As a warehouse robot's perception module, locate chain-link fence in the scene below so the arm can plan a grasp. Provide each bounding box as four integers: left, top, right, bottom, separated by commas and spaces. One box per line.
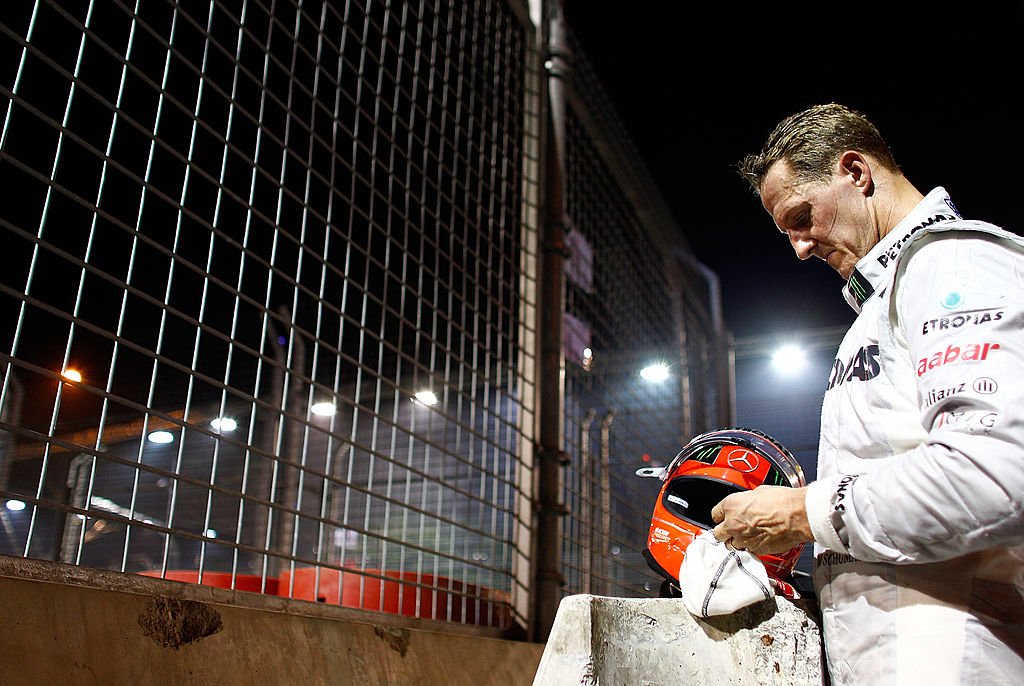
0, 0, 729, 638
556, 32, 730, 600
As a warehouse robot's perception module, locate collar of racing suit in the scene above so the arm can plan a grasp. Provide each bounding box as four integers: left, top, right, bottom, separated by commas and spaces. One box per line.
842, 187, 962, 313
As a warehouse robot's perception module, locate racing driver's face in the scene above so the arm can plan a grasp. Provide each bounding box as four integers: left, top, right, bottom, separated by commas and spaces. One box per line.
760, 156, 878, 281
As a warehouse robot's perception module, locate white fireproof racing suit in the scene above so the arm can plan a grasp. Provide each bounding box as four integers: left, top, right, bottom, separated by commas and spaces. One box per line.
805, 187, 1024, 685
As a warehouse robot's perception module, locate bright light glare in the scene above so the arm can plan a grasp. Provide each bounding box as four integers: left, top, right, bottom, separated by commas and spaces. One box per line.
147, 430, 175, 444
640, 363, 670, 382
211, 417, 237, 432
62, 369, 82, 383
415, 390, 438, 406
5, 499, 26, 512
205, 528, 218, 539
310, 402, 336, 416
772, 344, 807, 374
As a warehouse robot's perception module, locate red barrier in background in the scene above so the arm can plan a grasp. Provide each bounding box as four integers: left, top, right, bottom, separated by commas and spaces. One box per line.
136, 567, 510, 628
277, 567, 511, 628
137, 570, 280, 596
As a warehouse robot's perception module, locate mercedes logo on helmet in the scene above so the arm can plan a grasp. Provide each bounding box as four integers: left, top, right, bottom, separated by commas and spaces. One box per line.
727, 449, 760, 473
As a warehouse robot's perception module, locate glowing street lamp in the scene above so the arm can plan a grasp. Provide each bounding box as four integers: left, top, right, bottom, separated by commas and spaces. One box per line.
414, 390, 438, 406
147, 430, 175, 444
211, 417, 237, 432
310, 401, 337, 417
640, 363, 670, 383
772, 344, 807, 375
61, 369, 82, 383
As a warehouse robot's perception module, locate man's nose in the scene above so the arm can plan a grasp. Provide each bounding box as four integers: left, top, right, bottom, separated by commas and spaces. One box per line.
788, 232, 816, 261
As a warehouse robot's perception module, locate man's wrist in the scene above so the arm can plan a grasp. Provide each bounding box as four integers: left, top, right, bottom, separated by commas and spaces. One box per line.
805, 477, 851, 553
788, 486, 814, 542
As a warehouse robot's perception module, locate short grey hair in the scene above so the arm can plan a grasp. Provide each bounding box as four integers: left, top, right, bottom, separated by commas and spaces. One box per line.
737, 103, 901, 196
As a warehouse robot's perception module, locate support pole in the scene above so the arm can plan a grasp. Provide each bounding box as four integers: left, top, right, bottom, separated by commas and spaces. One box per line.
531, 0, 571, 643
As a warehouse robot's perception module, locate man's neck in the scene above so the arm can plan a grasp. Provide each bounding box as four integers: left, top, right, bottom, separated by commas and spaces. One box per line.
875, 174, 926, 240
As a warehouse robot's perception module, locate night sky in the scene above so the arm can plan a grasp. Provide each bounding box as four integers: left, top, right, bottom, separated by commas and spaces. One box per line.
561, 2, 1022, 339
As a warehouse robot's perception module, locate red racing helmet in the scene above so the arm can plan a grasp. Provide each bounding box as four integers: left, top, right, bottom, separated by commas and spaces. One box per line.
637, 427, 806, 596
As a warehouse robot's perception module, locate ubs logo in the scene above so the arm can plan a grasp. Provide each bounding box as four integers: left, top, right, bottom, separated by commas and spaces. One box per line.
727, 449, 760, 473
974, 377, 998, 394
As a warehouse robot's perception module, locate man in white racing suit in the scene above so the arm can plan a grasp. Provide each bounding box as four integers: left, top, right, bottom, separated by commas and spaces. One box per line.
711, 103, 1024, 684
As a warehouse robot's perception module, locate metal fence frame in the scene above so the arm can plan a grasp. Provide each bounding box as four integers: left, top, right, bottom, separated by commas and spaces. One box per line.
0, 0, 730, 642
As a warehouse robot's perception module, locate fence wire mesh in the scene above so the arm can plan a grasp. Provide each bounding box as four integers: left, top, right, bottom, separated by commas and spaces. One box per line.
557, 33, 728, 598
0, 0, 727, 633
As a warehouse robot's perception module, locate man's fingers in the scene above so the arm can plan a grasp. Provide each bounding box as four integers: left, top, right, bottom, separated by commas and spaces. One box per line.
711, 496, 732, 543
710, 500, 725, 524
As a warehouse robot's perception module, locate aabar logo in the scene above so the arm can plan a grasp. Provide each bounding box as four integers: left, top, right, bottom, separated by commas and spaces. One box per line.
827, 344, 880, 390
917, 342, 1000, 377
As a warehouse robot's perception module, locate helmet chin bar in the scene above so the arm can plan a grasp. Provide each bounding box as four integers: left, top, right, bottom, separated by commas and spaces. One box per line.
640, 427, 807, 594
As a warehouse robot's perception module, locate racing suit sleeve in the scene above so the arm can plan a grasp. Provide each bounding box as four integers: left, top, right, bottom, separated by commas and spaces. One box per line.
807, 230, 1024, 563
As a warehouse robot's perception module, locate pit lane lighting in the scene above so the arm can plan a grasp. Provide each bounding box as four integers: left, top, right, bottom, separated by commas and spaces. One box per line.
640, 363, 670, 382
61, 369, 82, 383
311, 401, 336, 416
772, 344, 807, 375
211, 417, 237, 432
147, 430, 175, 444
5, 499, 26, 512
414, 390, 438, 406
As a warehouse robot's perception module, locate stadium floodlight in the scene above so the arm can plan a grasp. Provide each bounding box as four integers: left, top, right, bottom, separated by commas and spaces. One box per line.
772, 344, 807, 375
640, 363, 670, 383
311, 402, 337, 417
414, 390, 439, 406
147, 430, 174, 444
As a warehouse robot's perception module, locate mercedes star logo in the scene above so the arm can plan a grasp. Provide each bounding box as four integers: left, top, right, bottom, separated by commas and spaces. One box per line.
727, 449, 760, 473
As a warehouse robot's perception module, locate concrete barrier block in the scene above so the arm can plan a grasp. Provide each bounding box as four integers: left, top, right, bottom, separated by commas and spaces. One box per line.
0, 557, 544, 686
533, 594, 824, 685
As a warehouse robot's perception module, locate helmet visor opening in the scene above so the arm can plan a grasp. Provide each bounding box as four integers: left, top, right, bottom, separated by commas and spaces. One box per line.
663, 477, 745, 529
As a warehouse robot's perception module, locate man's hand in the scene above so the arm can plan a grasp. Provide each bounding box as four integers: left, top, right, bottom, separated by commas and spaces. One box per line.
710, 485, 813, 555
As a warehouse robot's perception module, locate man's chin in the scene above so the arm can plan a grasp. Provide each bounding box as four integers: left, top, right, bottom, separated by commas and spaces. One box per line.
831, 256, 854, 280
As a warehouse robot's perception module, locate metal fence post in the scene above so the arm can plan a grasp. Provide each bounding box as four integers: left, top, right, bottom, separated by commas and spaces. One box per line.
531, 0, 571, 643
598, 411, 614, 595
579, 409, 596, 595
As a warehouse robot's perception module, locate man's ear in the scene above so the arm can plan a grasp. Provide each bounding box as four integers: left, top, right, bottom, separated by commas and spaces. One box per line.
837, 150, 873, 194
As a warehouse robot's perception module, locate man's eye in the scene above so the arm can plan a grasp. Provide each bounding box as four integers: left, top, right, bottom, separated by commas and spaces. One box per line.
795, 211, 810, 226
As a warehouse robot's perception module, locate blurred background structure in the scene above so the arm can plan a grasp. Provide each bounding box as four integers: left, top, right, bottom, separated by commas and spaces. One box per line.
0, 0, 734, 644
731, 325, 848, 575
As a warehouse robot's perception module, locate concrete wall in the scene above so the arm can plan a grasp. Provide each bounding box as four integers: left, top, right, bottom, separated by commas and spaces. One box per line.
0, 556, 544, 686
1, 555, 827, 685
533, 594, 826, 685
